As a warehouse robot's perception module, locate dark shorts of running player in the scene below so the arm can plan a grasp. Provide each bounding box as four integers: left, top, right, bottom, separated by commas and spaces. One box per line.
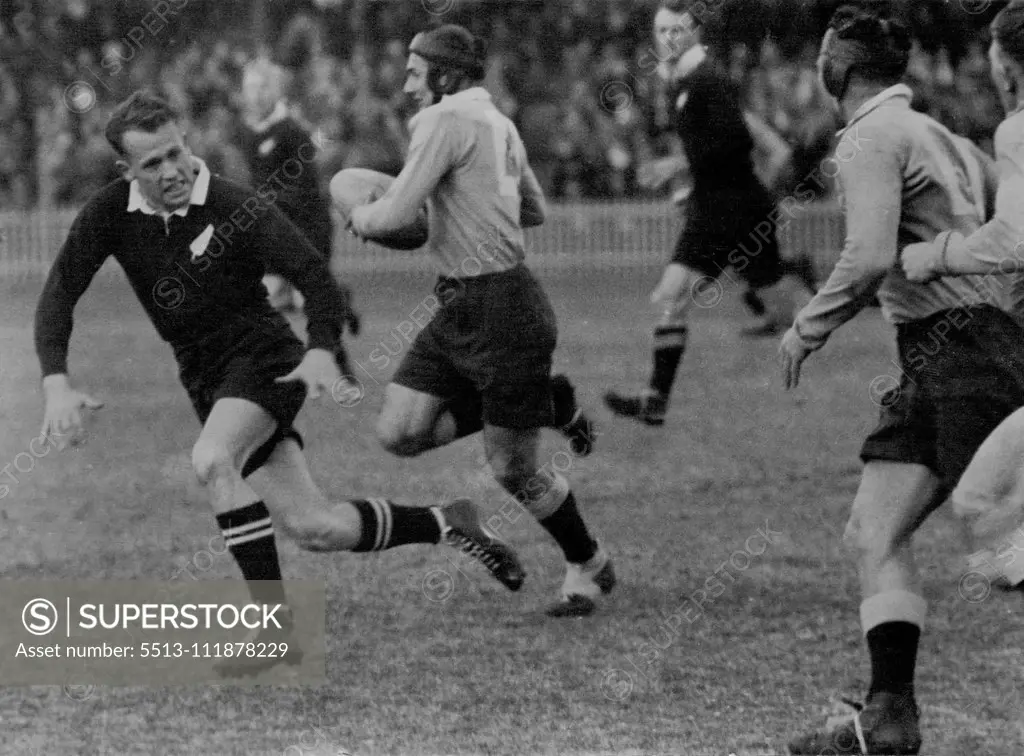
176, 326, 307, 478
672, 185, 785, 290
861, 304, 1024, 495
392, 264, 558, 429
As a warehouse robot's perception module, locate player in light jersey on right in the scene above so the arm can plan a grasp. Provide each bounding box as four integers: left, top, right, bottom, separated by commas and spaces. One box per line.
902, 1, 1024, 595
780, 6, 1024, 754
347, 25, 614, 617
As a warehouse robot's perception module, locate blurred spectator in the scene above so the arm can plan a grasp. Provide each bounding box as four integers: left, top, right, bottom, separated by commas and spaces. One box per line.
237, 57, 333, 313
2, 0, 1008, 208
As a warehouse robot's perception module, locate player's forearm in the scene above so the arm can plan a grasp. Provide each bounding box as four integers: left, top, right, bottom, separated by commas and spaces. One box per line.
521, 207, 545, 228
795, 125, 902, 347
300, 275, 347, 351
285, 264, 349, 350
520, 193, 546, 228
793, 260, 889, 349
356, 196, 420, 236
355, 168, 434, 237
35, 324, 74, 377
939, 216, 1024, 276
304, 314, 343, 352
34, 290, 77, 378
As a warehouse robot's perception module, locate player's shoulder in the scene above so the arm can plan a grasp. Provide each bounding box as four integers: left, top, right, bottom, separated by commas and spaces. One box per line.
205, 173, 258, 204
75, 177, 130, 226
202, 174, 282, 222
410, 100, 464, 133
843, 102, 914, 158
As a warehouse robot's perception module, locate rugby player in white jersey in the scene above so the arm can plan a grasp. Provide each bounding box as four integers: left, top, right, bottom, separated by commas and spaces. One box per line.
780, 6, 1024, 753
902, 0, 1024, 596
347, 25, 614, 617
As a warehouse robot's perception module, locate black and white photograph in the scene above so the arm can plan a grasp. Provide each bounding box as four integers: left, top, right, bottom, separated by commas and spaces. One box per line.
1, 0, 1022, 753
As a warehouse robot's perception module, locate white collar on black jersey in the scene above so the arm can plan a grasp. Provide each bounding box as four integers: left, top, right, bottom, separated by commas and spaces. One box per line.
127, 157, 211, 218
249, 100, 289, 133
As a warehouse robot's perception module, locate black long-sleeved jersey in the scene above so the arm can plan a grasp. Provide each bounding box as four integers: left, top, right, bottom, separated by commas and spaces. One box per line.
237, 114, 332, 257
668, 57, 761, 192
35, 162, 353, 378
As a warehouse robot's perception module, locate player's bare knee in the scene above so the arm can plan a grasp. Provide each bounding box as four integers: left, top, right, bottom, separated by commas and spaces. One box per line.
376, 422, 428, 457
190, 440, 239, 487
376, 414, 423, 457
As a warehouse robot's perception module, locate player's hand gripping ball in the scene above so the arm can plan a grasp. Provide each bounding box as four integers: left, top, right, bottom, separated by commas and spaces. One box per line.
330, 168, 429, 250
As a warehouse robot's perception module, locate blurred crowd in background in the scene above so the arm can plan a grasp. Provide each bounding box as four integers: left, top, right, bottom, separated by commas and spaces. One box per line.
0, 0, 1008, 208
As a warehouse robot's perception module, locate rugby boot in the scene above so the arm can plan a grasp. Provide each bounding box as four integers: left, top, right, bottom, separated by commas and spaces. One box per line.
547, 545, 616, 618
966, 548, 1024, 595
550, 374, 597, 456
787, 692, 921, 755
439, 498, 525, 592
603, 390, 667, 426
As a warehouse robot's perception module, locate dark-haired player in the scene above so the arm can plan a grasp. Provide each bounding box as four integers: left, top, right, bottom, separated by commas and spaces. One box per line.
781, 7, 1024, 754
35, 91, 525, 675
604, 0, 816, 427
902, 1, 1024, 594
348, 25, 614, 617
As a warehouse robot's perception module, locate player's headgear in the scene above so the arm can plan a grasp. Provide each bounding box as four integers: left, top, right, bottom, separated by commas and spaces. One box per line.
409, 24, 487, 102
821, 5, 911, 101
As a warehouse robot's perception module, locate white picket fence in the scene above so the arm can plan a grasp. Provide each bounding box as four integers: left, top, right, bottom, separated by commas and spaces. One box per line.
0, 201, 846, 280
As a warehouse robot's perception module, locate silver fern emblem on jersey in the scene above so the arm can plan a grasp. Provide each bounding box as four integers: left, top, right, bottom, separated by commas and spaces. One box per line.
190, 224, 215, 261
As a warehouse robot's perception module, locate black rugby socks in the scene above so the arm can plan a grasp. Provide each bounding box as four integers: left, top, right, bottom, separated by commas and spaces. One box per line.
217, 501, 286, 605
649, 325, 688, 399
350, 498, 443, 551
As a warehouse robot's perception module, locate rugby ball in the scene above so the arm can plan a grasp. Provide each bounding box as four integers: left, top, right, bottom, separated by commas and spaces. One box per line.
330, 168, 429, 251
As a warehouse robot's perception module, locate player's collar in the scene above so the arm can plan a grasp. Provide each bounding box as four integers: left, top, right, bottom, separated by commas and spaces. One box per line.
841, 84, 913, 132
249, 100, 289, 133
127, 157, 211, 217
441, 87, 492, 105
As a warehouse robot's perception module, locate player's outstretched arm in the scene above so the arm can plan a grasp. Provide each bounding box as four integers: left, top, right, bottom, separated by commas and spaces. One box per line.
258, 202, 361, 339
34, 201, 111, 444
350, 109, 455, 237
781, 124, 905, 387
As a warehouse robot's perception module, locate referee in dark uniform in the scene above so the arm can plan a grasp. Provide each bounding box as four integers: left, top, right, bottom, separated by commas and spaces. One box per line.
605, 0, 814, 427
35, 91, 525, 675
238, 59, 335, 313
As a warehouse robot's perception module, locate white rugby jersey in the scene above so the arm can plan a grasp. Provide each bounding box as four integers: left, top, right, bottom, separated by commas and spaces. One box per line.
354, 87, 545, 277
794, 84, 1006, 349
933, 106, 1024, 321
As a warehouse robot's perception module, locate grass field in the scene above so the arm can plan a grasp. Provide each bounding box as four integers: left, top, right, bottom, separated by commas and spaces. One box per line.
0, 264, 1022, 756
